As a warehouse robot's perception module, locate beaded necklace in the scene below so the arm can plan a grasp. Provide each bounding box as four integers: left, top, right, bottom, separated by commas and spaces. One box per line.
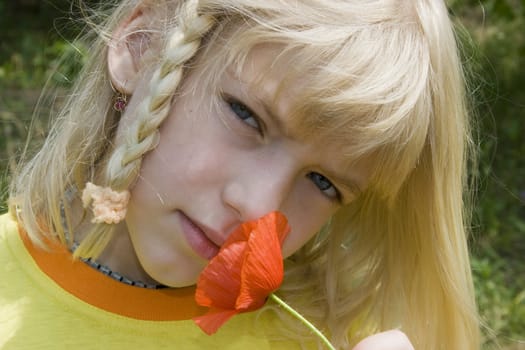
60, 193, 166, 289
70, 242, 166, 289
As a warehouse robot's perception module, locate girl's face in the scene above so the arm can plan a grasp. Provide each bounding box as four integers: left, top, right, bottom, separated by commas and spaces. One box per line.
122, 46, 369, 287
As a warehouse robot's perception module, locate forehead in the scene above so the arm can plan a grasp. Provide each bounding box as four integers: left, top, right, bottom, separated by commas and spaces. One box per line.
226, 45, 341, 140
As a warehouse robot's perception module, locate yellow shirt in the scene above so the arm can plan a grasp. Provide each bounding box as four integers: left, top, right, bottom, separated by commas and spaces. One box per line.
0, 213, 314, 349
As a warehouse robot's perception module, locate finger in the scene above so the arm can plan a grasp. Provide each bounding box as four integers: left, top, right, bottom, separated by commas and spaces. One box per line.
352, 330, 415, 350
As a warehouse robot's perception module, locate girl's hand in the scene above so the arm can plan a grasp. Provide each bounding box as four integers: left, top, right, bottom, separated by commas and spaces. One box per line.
352, 330, 414, 350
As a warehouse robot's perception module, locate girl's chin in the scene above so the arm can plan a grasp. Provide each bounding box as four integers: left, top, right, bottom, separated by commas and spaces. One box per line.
142, 261, 204, 288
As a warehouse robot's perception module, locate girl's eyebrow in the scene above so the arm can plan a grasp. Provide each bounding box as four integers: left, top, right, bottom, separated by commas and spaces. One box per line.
224, 68, 291, 135
253, 95, 287, 134
252, 94, 365, 199
325, 171, 363, 199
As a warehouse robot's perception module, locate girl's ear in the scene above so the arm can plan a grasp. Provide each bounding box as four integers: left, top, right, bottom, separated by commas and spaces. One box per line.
107, 7, 155, 94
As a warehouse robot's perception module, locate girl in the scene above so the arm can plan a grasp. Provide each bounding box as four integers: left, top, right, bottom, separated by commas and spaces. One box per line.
1, 0, 480, 349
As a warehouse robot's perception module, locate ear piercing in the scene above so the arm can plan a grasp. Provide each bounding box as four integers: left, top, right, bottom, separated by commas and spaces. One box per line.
113, 92, 127, 112
109, 80, 128, 112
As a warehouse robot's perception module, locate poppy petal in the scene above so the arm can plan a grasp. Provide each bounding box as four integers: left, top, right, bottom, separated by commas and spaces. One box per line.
257, 211, 290, 246
195, 241, 246, 308
193, 308, 238, 335
194, 211, 290, 334
224, 220, 258, 245
236, 214, 289, 310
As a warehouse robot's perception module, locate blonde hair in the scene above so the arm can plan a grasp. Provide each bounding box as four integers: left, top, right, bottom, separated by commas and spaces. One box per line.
10, 0, 480, 348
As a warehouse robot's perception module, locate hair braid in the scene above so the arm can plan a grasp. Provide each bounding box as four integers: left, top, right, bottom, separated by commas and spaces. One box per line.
75, 1, 214, 258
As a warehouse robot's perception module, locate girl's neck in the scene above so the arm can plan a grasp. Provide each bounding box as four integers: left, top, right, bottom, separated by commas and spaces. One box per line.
94, 222, 160, 286
70, 198, 160, 287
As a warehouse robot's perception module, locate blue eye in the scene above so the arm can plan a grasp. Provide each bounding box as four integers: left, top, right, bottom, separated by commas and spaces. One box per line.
228, 100, 260, 129
307, 172, 339, 199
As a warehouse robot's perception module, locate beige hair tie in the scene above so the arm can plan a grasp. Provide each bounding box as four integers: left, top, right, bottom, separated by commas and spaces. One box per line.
81, 182, 130, 224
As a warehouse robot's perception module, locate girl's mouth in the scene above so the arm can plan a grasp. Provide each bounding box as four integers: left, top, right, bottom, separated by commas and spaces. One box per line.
178, 211, 220, 260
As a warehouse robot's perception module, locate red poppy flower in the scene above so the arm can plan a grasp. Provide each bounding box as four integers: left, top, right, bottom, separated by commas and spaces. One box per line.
193, 211, 290, 335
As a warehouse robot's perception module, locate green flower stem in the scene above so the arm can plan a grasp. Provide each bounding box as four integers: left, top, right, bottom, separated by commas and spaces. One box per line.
269, 293, 336, 350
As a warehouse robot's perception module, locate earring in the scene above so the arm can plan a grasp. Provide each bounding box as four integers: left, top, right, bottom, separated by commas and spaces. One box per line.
110, 80, 128, 112
113, 92, 127, 112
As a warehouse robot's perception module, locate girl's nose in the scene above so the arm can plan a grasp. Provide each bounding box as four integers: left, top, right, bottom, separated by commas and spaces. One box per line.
221, 157, 295, 222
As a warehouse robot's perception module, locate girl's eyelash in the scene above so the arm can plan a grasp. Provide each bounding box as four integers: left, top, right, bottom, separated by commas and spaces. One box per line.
307, 172, 342, 202
223, 95, 262, 132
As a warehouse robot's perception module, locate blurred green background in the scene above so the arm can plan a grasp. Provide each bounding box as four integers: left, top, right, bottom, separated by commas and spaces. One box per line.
0, 0, 523, 348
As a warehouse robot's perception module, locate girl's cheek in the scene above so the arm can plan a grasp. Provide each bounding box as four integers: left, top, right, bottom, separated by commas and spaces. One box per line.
280, 190, 337, 257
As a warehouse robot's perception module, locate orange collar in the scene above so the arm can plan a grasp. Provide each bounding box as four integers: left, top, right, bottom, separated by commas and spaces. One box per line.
20, 227, 206, 321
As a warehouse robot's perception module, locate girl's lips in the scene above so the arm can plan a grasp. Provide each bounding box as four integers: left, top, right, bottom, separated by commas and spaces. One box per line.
178, 211, 220, 260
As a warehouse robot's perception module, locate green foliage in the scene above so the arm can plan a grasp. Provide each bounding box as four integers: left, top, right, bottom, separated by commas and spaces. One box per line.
0, 36, 85, 89
0, 0, 86, 89
0, 0, 86, 211
450, 0, 525, 348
